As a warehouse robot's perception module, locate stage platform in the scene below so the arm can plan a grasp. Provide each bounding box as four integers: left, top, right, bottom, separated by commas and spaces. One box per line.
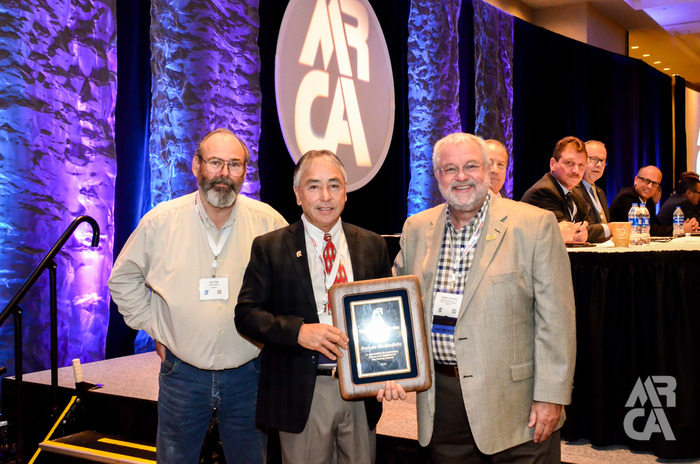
5, 353, 680, 463
2, 352, 428, 463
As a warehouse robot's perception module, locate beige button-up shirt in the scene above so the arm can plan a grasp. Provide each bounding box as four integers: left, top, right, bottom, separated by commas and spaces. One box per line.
109, 191, 287, 370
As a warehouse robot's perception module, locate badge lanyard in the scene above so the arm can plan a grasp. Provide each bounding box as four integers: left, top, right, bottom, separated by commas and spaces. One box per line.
445, 212, 486, 291
194, 194, 232, 277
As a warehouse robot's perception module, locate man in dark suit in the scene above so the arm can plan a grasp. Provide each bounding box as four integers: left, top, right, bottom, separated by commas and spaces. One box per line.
609, 165, 676, 236
521, 136, 606, 243
575, 140, 611, 242
235, 150, 403, 463
657, 177, 700, 231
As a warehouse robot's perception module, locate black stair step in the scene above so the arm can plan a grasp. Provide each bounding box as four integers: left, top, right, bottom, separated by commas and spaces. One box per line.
39, 430, 155, 463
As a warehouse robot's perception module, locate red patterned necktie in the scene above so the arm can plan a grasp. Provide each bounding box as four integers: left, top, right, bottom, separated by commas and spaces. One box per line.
323, 233, 348, 284
323, 233, 347, 313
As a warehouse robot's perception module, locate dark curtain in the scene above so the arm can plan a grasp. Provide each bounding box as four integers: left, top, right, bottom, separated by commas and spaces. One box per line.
674, 76, 688, 182
511, 19, 673, 204
106, 0, 152, 358
258, 0, 411, 235
458, 0, 475, 134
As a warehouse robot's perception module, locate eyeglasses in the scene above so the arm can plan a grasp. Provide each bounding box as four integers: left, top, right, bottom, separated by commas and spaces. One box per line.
636, 176, 660, 189
589, 157, 607, 166
198, 156, 246, 175
437, 163, 483, 178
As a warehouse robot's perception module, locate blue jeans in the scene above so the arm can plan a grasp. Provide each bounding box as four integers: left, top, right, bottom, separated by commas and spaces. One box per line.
156, 350, 266, 464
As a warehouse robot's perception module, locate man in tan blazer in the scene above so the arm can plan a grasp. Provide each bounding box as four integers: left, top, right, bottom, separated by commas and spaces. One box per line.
393, 132, 576, 462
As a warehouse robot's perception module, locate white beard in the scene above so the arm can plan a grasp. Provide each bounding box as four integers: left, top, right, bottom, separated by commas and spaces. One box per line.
439, 177, 490, 212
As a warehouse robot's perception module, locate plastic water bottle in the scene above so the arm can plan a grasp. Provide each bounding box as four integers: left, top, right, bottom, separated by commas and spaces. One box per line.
628, 203, 639, 245
673, 206, 684, 238
639, 204, 650, 245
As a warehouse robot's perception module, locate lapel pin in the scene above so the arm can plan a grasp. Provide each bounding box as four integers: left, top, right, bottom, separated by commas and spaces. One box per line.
296, 250, 303, 258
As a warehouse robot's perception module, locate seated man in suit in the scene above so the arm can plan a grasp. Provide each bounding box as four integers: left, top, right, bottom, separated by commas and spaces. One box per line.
657, 177, 700, 230
485, 139, 509, 197
235, 150, 405, 464
608, 165, 686, 236
575, 140, 611, 241
521, 136, 607, 243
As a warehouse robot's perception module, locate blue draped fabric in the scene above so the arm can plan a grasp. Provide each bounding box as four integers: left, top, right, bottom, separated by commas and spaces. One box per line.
0, 0, 117, 376
149, 0, 263, 205
407, 0, 463, 215
472, 0, 514, 198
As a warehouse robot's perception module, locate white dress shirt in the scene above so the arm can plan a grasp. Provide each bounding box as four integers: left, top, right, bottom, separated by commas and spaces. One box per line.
300, 215, 354, 326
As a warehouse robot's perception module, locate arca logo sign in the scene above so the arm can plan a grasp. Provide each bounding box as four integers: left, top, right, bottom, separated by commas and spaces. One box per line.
623, 376, 676, 441
275, 0, 395, 191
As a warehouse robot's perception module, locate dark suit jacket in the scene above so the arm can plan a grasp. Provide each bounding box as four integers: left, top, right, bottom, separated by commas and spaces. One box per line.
520, 173, 606, 242
657, 192, 700, 225
576, 182, 610, 224
235, 220, 392, 433
609, 186, 672, 236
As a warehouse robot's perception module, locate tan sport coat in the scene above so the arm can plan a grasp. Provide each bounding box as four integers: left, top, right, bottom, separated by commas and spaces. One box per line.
393, 196, 576, 455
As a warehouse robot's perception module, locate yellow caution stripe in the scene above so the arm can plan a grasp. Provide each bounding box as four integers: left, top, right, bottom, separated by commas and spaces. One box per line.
98, 437, 157, 453
28, 395, 78, 464
41, 441, 155, 464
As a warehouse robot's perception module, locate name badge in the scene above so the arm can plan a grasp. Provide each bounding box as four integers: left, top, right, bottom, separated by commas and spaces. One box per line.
199, 277, 229, 301
432, 292, 463, 318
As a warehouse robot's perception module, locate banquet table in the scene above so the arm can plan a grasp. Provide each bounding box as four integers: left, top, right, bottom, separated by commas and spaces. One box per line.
561, 236, 700, 459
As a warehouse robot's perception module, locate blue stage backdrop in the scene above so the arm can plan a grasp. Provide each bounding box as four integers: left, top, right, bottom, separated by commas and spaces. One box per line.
149, 0, 263, 205
0, 0, 117, 376
406, 0, 463, 215
0, 0, 676, 395
472, 0, 514, 198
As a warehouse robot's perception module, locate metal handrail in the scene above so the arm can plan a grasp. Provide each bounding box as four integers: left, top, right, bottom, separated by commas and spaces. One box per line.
0, 215, 100, 463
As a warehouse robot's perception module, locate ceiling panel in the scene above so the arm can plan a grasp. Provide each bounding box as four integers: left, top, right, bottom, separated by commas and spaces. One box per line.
511, 0, 700, 85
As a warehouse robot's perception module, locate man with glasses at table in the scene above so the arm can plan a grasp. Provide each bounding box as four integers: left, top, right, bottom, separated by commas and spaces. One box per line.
109, 128, 288, 464
609, 165, 677, 236
574, 140, 612, 240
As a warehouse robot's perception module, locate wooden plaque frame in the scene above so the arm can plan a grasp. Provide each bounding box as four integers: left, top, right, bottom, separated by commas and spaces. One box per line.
329, 275, 431, 400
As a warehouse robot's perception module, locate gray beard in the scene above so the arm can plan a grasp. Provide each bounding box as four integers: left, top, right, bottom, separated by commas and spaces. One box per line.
205, 187, 236, 208
199, 176, 240, 208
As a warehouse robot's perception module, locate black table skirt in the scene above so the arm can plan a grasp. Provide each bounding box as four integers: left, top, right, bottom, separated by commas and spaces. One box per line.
562, 250, 700, 459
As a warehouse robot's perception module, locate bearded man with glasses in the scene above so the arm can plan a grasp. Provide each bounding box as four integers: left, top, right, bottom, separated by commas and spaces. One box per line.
110, 128, 288, 463
392, 132, 575, 463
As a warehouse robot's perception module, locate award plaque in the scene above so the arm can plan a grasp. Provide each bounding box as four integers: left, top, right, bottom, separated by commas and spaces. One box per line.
329, 275, 431, 400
